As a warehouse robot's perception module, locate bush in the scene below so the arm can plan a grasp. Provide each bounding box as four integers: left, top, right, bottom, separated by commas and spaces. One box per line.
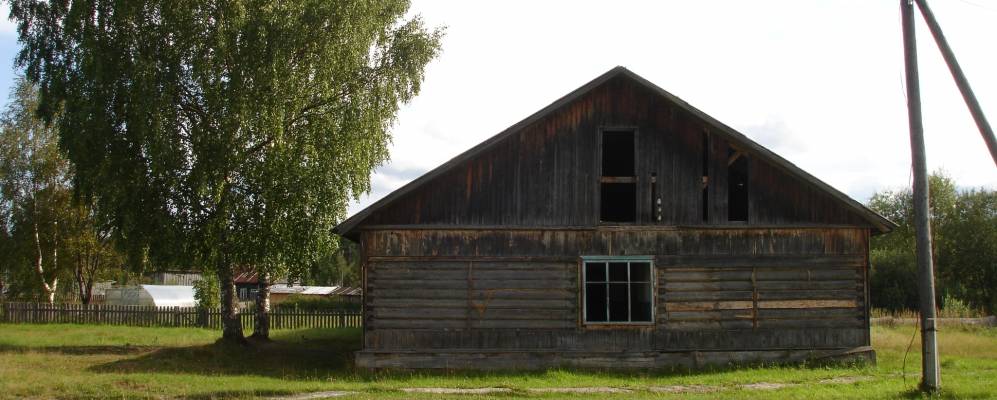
193, 275, 219, 310
869, 249, 919, 312
274, 294, 360, 312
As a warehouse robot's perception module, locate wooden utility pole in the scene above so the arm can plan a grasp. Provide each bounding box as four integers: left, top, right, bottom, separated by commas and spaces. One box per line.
914, 0, 997, 167
900, 0, 941, 391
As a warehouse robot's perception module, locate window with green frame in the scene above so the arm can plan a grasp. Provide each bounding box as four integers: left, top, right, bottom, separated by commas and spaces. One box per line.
582, 257, 654, 324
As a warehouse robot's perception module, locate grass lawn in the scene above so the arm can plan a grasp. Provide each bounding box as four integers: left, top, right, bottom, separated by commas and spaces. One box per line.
0, 323, 995, 399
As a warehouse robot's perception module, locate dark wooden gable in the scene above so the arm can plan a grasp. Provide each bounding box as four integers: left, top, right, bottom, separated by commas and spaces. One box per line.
337, 67, 893, 237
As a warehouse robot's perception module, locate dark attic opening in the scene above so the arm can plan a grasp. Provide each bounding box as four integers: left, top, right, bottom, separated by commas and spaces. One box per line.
600, 130, 636, 223
728, 148, 749, 222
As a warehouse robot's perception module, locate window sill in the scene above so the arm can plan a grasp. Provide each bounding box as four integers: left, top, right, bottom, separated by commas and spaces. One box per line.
582, 323, 656, 330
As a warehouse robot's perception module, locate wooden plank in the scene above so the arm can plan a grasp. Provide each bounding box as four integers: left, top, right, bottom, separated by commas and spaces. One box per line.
754, 280, 859, 291
371, 269, 571, 281
662, 281, 754, 291
370, 298, 575, 309
662, 291, 754, 302
661, 270, 754, 282
663, 320, 754, 330
657, 255, 865, 267
756, 318, 864, 329
756, 290, 859, 301
754, 269, 859, 281
664, 309, 753, 321
757, 299, 859, 309
757, 308, 862, 319
665, 301, 753, 311
370, 279, 574, 290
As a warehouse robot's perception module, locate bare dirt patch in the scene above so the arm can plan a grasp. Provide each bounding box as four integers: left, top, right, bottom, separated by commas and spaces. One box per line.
739, 382, 797, 390
265, 391, 354, 399
649, 384, 717, 393
401, 387, 512, 394
818, 376, 874, 384
527, 387, 632, 393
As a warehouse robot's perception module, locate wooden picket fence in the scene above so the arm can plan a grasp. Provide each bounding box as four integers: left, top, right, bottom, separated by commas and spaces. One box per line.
0, 302, 362, 330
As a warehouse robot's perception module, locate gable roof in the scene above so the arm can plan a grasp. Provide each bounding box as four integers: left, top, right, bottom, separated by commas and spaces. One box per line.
335, 66, 896, 238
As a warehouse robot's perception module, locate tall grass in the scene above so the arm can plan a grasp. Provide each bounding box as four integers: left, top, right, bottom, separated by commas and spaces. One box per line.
872, 296, 989, 319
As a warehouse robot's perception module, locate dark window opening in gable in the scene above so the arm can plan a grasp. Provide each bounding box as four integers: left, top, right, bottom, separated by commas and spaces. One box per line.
601, 183, 636, 222
602, 131, 635, 177
600, 130, 636, 223
728, 148, 749, 222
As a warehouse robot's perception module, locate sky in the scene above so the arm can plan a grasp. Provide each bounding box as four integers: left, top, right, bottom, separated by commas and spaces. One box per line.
0, 1, 994, 218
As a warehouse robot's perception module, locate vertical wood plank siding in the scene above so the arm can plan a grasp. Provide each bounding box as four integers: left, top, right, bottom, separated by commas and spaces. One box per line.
363, 228, 869, 352
362, 75, 871, 228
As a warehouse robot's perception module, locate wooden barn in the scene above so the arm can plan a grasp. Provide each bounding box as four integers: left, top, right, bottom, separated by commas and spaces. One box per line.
335, 67, 895, 370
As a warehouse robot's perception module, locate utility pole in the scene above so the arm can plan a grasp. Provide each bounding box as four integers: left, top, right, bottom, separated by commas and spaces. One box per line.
914, 0, 997, 167
900, 0, 941, 392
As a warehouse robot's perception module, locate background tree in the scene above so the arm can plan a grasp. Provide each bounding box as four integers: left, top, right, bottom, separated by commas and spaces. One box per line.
0, 77, 72, 304
301, 239, 360, 288
11, 0, 442, 341
64, 201, 122, 304
938, 189, 997, 312
868, 171, 996, 314
0, 77, 123, 304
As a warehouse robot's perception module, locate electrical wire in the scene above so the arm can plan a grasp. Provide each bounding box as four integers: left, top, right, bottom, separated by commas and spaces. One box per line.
902, 322, 919, 391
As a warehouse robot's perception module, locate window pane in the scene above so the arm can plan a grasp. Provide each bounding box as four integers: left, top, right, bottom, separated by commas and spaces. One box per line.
585, 283, 607, 322
585, 263, 606, 282
630, 262, 651, 282
630, 283, 653, 322
608, 283, 629, 321
608, 262, 628, 281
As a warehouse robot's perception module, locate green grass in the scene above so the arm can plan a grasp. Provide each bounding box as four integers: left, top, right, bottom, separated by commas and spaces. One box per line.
0, 323, 995, 399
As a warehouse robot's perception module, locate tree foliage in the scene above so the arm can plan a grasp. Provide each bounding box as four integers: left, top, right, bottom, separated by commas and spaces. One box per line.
0, 77, 73, 303
10, 0, 442, 339
0, 77, 122, 304
868, 171, 997, 313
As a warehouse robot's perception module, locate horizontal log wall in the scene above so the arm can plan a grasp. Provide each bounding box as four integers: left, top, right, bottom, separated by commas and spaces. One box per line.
362, 227, 870, 353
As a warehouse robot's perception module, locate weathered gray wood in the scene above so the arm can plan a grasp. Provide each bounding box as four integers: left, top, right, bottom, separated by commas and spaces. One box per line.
371, 279, 575, 290
370, 298, 575, 309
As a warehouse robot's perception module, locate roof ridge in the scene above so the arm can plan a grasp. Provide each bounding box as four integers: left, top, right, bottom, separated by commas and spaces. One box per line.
334, 67, 895, 237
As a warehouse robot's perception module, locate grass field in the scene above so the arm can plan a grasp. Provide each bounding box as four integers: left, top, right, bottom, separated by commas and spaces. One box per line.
0, 323, 995, 399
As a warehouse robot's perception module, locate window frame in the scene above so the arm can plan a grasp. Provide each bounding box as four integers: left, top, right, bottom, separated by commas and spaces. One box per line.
580, 255, 656, 326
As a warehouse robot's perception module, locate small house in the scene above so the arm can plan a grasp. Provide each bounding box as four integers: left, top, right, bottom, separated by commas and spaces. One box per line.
335, 67, 895, 369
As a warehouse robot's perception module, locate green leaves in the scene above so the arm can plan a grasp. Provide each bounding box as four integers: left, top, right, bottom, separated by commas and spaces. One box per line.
869, 171, 997, 313
10, 0, 443, 281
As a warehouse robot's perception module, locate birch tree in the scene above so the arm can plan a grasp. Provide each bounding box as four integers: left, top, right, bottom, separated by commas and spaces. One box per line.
10, 0, 442, 341
0, 77, 70, 304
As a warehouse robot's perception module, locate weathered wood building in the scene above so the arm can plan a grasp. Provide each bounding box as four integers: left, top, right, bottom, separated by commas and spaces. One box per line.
335, 67, 895, 369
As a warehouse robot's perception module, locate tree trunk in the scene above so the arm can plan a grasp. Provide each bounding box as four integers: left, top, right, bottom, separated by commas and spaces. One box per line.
217, 268, 245, 343
33, 221, 57, 304
251, 271, 271, 340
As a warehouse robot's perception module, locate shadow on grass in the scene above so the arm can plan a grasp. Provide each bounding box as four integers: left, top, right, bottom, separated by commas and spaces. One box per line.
89, 328, 362, 379
0, 344, 156, 355
76, 326, 867, 386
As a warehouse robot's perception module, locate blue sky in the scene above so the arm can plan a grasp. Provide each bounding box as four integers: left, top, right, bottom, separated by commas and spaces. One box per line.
1, 1, 994, 218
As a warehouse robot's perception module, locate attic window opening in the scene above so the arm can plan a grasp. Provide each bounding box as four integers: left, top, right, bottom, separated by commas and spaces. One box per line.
583, 257, 654, 324
600, 130, 636, 223
728, 148, 748, 222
